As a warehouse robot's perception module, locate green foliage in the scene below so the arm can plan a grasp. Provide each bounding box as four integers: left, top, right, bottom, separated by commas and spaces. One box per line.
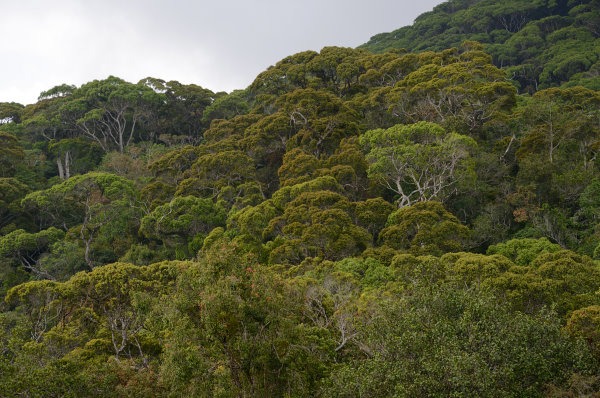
442, 251, 517, 287
0, 131, 25, 178
148, 145, 200, 184
354, 197, 395, 241
118, 244, 168, 266
336, 257, 394, 289
264, 188, 371, 265
1, 5, 600, 394
517, 87, 600, 168
360, 0, 599, 91
0, 228, 65, 280
0, 102, 24, 123
5, 261, 186, 368
140, 196, 226, 258
487, 237, 562, 265
385, 47, 518, 134
37, 241, 88, 281
379, 201, 471, 256
160, 244, 332, 396
567, 305, 600, 358
361, 122, 476, 207
486, 250, 600, 316
38, 83, 76, 100
177, 150, 256, 199
49, 137, 104, 179
321, 286, 596, 397
278, 148, 322, 187
139, 78, 217, 142
0, 178, 30, 233
390, 253, 446, 286
57, 76, 166, 153
21, 172, 139, 269
202, 89, 250, 122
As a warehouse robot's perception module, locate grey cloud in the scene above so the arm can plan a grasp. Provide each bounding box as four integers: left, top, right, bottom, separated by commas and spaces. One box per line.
1, 0, 444, 104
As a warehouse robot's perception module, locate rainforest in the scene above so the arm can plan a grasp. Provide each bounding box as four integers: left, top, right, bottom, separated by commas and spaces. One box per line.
1, 0, 600, 396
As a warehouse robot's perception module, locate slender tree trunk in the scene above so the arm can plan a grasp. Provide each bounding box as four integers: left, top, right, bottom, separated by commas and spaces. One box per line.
57, 157, 65, 180
64, 151, 71, 180
80, 222, 96, 270
83, 236, 93, 270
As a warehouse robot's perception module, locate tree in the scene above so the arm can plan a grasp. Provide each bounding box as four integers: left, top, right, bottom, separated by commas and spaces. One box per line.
378, 201, 470, 256
566, 305, 600, 358
486, 237, 562, 265
38, 84, 76, 101
321, 286, 595, 397
21, 173, 138, 269
292, 266, 363, 354
517, 87, 600, 165
148, 145, 200, 185
384, 45, 517, 134
248, 88, 360, 159
0, 228, 65, 280
202, 89, 250, 122
18, 92, 73, 145
361, 122, 476, 207
487, 250, 600, 316
0, 102, 24, 124
359, 0, 597, 91
0, 132, 25, 178
0, 178, 29, 232
336, 257, 395, 289
64, 262, 163, 364
6, 261, 184, 373
60, 76, 162, 153
160, 244, 331, 396
5, 280, 66, 343
354, 198, 395, 243
441, 251, 516, 287
48, 138, 103, 180
264, 189, 371, 265
140, 78, 217, 142
139, 196, 226, 259
322, 137, 372, 200
281, 89, 361, 157
177, 150, 257, 200
277, 148, 322, 187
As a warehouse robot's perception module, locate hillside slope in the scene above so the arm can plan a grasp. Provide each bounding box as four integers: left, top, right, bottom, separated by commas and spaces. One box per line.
360, 0, 600, 92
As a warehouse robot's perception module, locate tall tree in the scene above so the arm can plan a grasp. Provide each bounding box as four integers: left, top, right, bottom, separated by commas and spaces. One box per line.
361, 122, 476, 207
60, 76, 162, 153
22, 172, 138, 269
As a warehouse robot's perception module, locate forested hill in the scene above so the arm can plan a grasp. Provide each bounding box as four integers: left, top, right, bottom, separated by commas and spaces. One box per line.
1, 1, 600, 396
360, 0, 600, 92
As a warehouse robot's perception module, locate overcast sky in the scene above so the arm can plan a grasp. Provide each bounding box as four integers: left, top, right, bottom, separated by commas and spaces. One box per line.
2, 0, 445, 105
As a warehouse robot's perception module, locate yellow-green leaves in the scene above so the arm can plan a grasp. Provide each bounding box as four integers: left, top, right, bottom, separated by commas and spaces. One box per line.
361, 122, 476, 207
379, 201, 470, 256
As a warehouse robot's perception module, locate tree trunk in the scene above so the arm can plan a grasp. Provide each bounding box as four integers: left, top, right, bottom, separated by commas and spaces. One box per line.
64, 151, 71, 180
83, 237, 94, 270
57, 157, 65, 180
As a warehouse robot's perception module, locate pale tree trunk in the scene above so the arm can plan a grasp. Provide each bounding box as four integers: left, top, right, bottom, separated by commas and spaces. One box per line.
56, 151, 72, 180
57, 157, 64, 180
64, 151, 71, 180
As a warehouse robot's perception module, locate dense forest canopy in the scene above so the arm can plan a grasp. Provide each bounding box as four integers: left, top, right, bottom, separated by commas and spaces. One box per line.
361, 0, 600, 93
1, 0, 600, 396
